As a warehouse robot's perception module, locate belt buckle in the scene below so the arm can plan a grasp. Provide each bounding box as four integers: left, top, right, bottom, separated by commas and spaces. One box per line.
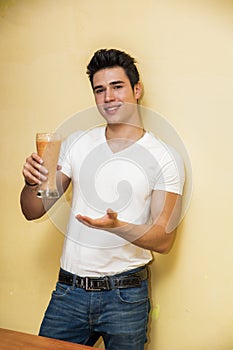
85, 277, 110, 291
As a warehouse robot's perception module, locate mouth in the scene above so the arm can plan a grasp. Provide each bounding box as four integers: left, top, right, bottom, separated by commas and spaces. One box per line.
103, 103, 122, 114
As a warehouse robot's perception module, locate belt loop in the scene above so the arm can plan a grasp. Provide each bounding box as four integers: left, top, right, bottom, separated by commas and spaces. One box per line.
72, 274, 77, 288
85, 277, 89, 290
104, 276, 111, 290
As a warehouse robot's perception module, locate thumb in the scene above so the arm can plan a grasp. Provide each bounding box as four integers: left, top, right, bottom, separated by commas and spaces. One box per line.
106, 208, 118, 220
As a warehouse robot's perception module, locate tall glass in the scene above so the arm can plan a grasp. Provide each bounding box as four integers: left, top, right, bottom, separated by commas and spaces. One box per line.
36, 133, 61, 198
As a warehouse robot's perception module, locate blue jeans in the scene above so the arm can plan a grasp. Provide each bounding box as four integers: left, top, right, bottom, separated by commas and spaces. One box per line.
39, 267, 150, 350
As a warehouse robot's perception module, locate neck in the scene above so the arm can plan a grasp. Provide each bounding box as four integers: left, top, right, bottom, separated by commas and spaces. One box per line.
105, 123, 145, 153
105, 123, 144, 141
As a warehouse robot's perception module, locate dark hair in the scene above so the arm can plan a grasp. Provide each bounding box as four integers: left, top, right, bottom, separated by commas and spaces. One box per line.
86, 48, 140, 89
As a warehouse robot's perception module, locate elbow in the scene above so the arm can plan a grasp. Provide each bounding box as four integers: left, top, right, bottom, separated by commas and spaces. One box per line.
158, 245, 173, 255
26, 215, 37, 221
21, 210, 37, 221
21, 207, 44, 221
20, 199, 45, 221
154, 243, 172, 255
153, 231, 176, 254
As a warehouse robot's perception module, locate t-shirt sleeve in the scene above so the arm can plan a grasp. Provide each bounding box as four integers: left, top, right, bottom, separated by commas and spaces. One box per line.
58, 131, 84, 179
154, 144, 185, 195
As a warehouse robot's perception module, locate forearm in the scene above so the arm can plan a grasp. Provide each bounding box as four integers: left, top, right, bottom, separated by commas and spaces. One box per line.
20, 184, 47, 220
112, 220, 176, 254
76, 192, 181, 253
20, 172, 70, 220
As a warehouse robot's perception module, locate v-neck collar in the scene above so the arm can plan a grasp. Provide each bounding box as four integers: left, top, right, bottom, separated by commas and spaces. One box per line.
101, 126, 148, 155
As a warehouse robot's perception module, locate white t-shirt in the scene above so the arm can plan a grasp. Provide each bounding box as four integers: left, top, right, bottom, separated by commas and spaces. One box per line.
58, 126, 185, 276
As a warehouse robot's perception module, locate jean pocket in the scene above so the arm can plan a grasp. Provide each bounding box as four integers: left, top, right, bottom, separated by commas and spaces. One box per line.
52, 282, 72, 298
116, 280, 149, 305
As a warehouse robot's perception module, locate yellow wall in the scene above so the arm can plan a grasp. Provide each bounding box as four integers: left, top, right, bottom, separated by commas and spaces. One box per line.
1, 1, 233, 349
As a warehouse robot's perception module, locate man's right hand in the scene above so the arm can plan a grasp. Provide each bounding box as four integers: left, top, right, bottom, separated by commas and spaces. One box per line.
22, 152, 48, 186
20, 153, 70, 220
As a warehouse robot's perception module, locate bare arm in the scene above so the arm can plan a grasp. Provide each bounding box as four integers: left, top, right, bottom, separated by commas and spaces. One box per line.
76, 190, 182, 254
20, 152, 71, 220
130, 191, 181, 253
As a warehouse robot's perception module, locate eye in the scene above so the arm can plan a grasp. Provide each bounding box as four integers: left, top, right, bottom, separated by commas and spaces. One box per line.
95, 88, 105, 94
114, 84, 123, 90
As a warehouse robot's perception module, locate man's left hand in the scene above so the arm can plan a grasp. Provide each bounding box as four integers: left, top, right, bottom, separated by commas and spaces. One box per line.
76, 208, 124, 230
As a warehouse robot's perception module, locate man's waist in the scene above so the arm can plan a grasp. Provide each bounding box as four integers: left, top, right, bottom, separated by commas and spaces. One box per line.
58, 266, 148, 292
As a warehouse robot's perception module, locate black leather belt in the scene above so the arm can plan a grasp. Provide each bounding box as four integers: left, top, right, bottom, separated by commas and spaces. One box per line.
58, 267, 148, 291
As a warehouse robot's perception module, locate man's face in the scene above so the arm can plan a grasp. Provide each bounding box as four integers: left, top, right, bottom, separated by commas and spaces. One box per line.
92, 66, 142, 125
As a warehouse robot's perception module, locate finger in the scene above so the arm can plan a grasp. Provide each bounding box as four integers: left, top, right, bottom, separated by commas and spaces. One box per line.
23, 161, 47, 177
76, 214, 91, 223
23, 169, 41, 185
28, 153, 47, 172
76, 214, 95, 228
106, 208, 118, 220
31, 152, 43, 164
23, 165, 44, 185
23, 154, 48, 184
76, 214, 107, 227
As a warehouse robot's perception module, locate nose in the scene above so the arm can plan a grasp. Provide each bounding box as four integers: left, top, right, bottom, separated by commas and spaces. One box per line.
104, 87, 115, 102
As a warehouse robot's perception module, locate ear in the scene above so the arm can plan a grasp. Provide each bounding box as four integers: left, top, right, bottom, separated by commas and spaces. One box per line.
134, 81, 143, 100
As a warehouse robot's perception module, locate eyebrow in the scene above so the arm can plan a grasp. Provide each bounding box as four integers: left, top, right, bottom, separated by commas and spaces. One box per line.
93, 80, 125, 91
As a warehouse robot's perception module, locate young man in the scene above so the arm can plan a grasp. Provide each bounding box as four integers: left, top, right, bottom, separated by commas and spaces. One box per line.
21, 49, 185, 350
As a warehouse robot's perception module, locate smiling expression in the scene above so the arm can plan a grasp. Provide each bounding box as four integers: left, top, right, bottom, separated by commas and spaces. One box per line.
92, 67, 142, 125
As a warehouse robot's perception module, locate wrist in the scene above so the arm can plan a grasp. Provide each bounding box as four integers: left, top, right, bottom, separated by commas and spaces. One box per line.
25, 179, 38, 187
